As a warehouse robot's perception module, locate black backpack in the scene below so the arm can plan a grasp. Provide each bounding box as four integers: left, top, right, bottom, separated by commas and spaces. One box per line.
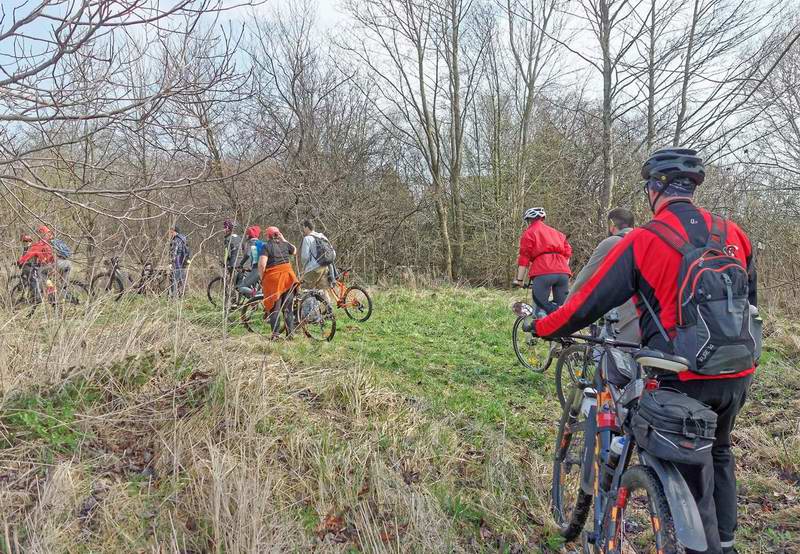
313, 234, 336, 266
643, 215, 759, 375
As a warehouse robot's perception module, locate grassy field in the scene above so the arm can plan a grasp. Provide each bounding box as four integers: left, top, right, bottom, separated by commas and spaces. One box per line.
1, 286, 798, 552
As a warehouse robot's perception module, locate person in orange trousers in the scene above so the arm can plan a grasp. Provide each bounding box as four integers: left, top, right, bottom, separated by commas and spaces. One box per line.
258, 226, 299, 339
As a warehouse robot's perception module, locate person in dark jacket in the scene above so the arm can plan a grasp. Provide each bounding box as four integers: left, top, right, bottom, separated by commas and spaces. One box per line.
534, 148, 755, 554
169, 225, 190, 298
568, 207, 639, 344
512, 207, 572, 316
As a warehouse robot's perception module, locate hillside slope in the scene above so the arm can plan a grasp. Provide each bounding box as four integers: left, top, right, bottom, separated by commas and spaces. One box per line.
1, 287, 798, 552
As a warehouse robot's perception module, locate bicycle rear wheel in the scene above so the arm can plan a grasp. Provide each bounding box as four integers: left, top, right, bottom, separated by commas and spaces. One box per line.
66, 280, 89, 303
512, 316, 553, 372
91, 272, 125, 301
342, 285, 372, 322
554, 344, 597, 409
603, 465, 685, 553
9, 282, 35, 310
551, 386, 593, 541
207, 275, 238, 309
295, 290, 336, 341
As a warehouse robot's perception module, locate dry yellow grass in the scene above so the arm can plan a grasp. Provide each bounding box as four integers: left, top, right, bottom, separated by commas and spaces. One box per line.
1, 289, 798, 553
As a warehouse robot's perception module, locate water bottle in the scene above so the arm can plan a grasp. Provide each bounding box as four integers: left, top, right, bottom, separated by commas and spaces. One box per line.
601, 436, 627, 490
580, 389, 597, 418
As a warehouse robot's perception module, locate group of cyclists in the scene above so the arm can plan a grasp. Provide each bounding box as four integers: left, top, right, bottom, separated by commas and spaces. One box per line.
221, 218, 338, 339
10, 146, 760, 552
514, 147, 758, 554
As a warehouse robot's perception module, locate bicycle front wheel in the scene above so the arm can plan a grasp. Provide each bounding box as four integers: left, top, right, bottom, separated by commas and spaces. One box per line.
554, 344, 596, 409
342, 285, 372, 322
295, 291, 336, 341
551, 387, 592, 540
512, 316, 552, 372
603, 465, 685, 553
240, 296, 271, 334
64, 280, 89, 305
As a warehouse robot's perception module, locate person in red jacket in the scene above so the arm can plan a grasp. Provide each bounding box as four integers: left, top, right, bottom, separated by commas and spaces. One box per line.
512, 207, 572, 316
17, 226, 55, 268
17, 226, 56, 302
534, 148, 755, 554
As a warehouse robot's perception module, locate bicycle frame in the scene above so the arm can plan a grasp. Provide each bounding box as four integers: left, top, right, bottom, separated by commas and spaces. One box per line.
566, 334, 707, 553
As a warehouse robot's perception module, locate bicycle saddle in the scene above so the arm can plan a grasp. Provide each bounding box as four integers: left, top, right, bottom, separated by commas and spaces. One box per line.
634, 349, 690, 373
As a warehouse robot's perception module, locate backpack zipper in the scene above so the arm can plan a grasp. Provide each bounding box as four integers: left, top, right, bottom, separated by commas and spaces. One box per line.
678, 262, 747, 325
722, 273, 734, 313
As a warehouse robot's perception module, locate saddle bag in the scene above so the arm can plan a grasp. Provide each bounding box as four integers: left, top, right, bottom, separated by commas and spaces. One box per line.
631, 388, 717, 465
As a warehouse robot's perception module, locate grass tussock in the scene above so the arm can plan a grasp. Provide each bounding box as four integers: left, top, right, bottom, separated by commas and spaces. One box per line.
0, 287, 798, 552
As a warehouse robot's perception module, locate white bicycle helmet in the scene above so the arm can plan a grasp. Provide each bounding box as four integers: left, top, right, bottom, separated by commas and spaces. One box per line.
523, 207, 546, 221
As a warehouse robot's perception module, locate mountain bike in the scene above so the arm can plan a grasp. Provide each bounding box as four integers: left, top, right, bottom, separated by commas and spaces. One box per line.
238, 283, 336, 341
91, 258, 170, 299
10, 264, 88, 313
329, 267, 372, 322
206, 266, 258, 309
512, 282, 562, 373
90, 257, 127, 300
512, 296, 620, 408
531, 309, 708, 553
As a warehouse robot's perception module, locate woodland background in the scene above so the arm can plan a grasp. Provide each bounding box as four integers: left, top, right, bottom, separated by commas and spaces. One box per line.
1, 0, 799, 309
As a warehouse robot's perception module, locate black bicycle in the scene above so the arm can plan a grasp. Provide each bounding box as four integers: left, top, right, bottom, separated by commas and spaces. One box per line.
513, 297, 621, 408
540, 312, 708, 553
206, 266, 257, 310
238, 284, 336, 341
91, 258, 170, 300
9, 265, 88, 312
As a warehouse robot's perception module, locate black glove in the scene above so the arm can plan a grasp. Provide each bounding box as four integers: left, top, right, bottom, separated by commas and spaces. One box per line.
511, 279, 523, 289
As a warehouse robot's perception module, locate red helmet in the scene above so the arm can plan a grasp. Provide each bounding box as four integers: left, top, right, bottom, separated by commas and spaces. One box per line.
36, 225, 53, 239
245, 225, 261, 239
265, 226, 281, 239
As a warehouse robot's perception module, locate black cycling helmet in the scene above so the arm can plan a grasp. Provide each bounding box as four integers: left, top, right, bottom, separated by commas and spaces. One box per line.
641, 147, 705, 187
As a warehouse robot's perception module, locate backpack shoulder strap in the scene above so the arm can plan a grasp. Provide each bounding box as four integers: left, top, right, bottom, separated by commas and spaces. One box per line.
643, 220, 694, 255
706, 215, 728, 249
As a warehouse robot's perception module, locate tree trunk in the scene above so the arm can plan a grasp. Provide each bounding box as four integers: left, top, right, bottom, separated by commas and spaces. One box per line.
673, 0, 700, 146
600, 0, 615, 213
449, 0, 465, 280
646, 0, 657, 151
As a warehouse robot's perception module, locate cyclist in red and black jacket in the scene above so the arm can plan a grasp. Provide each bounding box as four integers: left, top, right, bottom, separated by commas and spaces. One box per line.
534, 148, 755, 554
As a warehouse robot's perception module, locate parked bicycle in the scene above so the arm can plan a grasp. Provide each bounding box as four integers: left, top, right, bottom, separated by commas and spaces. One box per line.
238, 283, 336, 341
328, 267, 372, 322
91, 258, 170, 299
516, 301, 711, 553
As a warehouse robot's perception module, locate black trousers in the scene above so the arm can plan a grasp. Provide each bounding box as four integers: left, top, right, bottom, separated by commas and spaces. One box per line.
531, 273, 569, 315
670, 374, 753, 554
269, 289, 296, 336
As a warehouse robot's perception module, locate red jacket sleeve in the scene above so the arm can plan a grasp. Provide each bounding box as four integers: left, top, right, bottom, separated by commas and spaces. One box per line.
517, 229, 537, 267
562, 237, 572, 258
535, 231, 638, 337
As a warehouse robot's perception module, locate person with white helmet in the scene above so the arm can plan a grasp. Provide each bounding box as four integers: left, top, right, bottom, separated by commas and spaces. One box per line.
512, 207, 572, 316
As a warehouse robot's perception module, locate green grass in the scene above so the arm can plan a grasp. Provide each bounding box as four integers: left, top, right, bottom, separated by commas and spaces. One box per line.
265, 287, 560, 443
